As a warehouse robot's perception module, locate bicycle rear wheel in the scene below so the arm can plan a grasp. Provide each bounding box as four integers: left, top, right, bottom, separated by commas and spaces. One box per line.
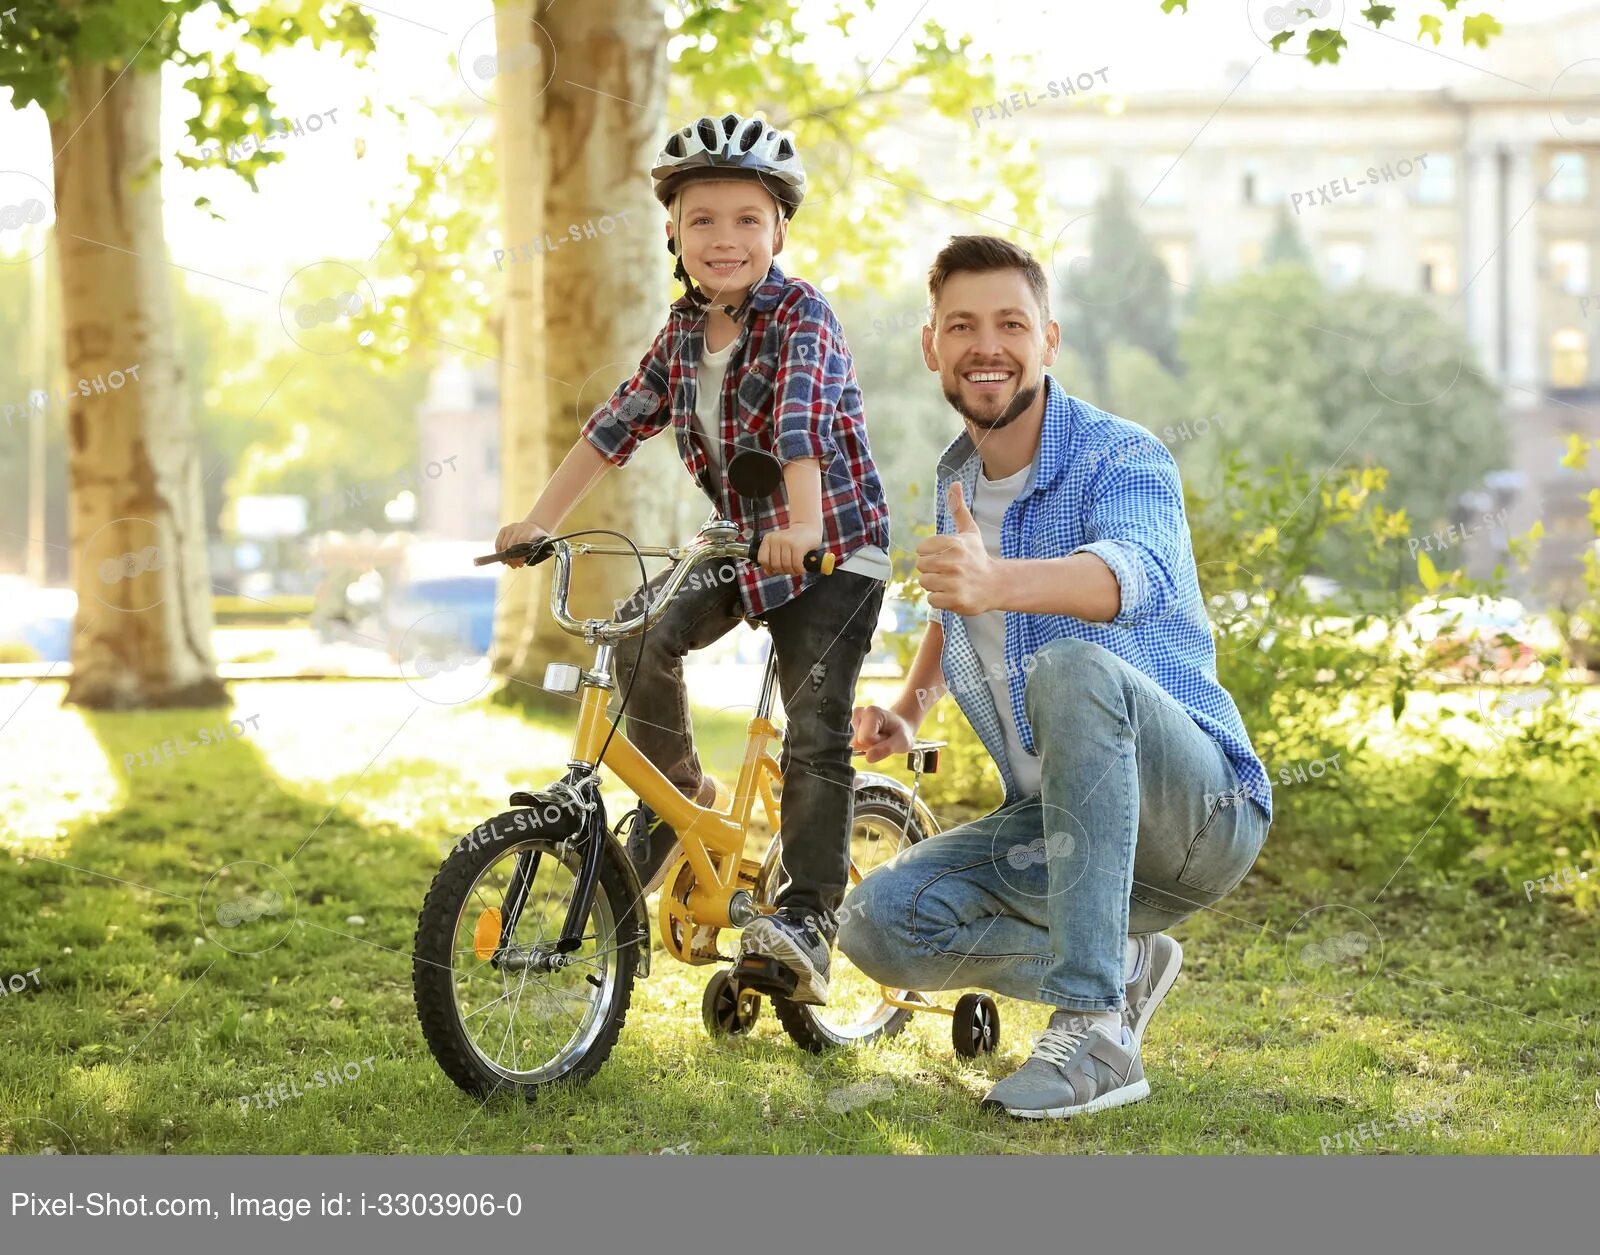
413, 811, 638, 1096
763, 785, 930, 1052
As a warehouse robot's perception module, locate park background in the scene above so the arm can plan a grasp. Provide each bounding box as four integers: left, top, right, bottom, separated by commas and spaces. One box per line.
2, 0, 1600, 1154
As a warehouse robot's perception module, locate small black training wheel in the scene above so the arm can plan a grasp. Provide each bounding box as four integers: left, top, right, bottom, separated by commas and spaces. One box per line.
703, 969, 762, 1038
952, 992, 1000, 1058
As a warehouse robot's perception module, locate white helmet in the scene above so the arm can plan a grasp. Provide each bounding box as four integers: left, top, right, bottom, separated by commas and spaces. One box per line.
651, 113, 807, 219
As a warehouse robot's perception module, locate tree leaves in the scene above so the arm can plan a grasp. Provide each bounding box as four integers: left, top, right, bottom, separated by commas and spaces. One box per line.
1157, 1, 1502, 59
1462, 14, 1503, 49
0, 0, 376, 194
1176, 267, 1505, 582
1416, 550, 1459, 594
1305, 29, 1348, 65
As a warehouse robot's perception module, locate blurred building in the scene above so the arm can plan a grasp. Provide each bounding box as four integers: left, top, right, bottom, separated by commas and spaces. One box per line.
900, 7, 1600, 605
418, 361, 500, 542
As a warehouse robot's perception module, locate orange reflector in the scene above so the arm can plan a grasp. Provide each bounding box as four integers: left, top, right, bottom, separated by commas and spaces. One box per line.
473, 908, 502, 960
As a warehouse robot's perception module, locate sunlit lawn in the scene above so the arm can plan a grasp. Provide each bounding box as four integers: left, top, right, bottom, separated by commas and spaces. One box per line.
1, 677, 1597, 1155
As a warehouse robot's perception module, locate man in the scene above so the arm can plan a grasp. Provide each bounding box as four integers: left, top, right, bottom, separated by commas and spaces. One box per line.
841, 235, 1272, 1119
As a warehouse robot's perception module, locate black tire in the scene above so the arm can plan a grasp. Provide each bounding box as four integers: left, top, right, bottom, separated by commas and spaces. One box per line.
413, 809, 639, 1097
702, 969, 761, 1037
768, 785, 931, 1053
952, 992, 1000, 1058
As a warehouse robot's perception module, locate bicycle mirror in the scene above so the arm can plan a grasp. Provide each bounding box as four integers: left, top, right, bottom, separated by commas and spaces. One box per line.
727, 437, 783, 499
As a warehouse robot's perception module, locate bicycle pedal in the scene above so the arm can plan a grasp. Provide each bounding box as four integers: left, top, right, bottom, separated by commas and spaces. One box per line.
731, 954, 799, 999
689, 924, 725, 964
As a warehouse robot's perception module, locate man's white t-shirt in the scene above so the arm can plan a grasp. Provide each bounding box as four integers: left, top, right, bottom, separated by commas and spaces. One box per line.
963, 458, 1042, 796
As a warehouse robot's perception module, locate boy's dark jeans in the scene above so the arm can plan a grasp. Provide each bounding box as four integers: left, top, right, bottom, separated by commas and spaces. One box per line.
611, 558, 885, 921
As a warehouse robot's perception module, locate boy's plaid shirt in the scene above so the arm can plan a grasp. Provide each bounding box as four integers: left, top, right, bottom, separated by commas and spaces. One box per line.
580, 263, 890, 618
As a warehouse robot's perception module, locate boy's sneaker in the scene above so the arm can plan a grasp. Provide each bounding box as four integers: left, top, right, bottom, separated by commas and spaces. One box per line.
623, 776, 719, 895
1123, 933, 1183, 1050
736, 909, 831, 1005
980, 1012, 1149, 1120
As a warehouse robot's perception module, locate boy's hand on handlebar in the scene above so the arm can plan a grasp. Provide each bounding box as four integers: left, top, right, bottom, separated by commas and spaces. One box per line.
851, 704, 914, 764
757, 519, 824, 577
494, 518, 550, 568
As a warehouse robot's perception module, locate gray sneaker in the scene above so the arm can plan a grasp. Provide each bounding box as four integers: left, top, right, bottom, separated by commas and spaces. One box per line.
980, 1012, 1149, 1119
1123, 933, 1183, 1049
736, 910, 831, 1005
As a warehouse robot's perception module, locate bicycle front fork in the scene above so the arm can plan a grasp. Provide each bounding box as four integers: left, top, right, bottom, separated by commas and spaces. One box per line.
493, 767, 608, 960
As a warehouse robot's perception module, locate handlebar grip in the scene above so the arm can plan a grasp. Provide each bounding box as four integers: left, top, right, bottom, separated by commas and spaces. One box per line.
746, 534, 836, 575
473, 539, 554, 567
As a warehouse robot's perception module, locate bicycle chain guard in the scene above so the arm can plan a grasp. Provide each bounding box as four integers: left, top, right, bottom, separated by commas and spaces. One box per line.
658, 854, 764, 964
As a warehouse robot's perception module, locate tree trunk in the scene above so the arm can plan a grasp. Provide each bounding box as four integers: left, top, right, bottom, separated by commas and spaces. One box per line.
490, 0, 553, 684
51, 64, 223, 709
504, 0, 671, 685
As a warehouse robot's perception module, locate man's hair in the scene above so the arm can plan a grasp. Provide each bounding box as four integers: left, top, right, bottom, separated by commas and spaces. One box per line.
926, 235, 1050, 322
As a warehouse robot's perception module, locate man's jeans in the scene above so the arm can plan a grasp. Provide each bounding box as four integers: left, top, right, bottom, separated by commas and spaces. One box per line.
837, 636, 1268, 1012
611, 558, 884, 920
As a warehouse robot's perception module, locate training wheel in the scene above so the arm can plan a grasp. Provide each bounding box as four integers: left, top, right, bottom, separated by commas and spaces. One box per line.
952, 992, 1000, 1058
702, 969, 762, 1038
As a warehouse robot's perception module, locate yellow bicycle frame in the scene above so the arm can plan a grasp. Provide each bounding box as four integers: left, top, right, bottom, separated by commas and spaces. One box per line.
568, 681, 782, 929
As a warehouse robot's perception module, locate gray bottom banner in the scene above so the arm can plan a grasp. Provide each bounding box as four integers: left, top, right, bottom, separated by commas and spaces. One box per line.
0, 1156, 1592, 1254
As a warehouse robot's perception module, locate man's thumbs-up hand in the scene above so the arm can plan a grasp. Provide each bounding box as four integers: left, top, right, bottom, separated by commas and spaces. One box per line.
948, 480, 981, 534
915, 480, 999, 615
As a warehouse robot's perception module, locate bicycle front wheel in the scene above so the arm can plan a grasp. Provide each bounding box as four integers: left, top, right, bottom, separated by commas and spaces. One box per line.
413, 811, 639, 1096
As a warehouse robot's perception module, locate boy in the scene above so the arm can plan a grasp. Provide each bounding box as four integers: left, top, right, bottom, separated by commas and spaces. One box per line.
494, 113, 891, 1004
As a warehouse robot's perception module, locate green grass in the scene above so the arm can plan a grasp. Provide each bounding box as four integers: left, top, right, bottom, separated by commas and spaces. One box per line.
1, 678, 1597, 1155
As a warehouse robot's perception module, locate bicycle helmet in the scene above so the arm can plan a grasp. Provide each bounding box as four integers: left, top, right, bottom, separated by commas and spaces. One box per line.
651, 112, 807, 219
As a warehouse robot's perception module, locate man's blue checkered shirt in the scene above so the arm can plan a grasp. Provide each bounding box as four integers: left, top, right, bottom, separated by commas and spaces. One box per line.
930, 375, 1272, 820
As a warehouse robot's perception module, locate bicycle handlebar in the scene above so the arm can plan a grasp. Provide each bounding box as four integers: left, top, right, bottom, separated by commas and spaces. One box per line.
474, 534, 836, 575
472, 523, 837, 642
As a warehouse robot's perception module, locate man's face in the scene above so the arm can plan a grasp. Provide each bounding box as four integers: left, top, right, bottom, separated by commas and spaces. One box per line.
668, 180, 786, 302
922, 269, 1060, 431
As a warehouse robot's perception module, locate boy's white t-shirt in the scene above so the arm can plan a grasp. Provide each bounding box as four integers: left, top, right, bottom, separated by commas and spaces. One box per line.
963, 458, 1042, 796
691, 336, 737, 477
692, 334, 891, 583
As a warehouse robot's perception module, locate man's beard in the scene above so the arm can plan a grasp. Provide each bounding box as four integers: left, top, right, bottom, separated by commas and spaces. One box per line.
942, 374, 1040, 432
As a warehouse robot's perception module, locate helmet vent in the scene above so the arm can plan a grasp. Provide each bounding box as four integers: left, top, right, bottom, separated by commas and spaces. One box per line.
697, 117, 720, 149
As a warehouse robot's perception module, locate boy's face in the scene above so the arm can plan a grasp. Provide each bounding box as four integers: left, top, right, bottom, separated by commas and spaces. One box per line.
668, 179, 786, 303
922, 269, 1060, 431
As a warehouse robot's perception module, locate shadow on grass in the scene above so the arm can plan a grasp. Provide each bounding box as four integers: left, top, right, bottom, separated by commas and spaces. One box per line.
0, 704, 449, 1154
